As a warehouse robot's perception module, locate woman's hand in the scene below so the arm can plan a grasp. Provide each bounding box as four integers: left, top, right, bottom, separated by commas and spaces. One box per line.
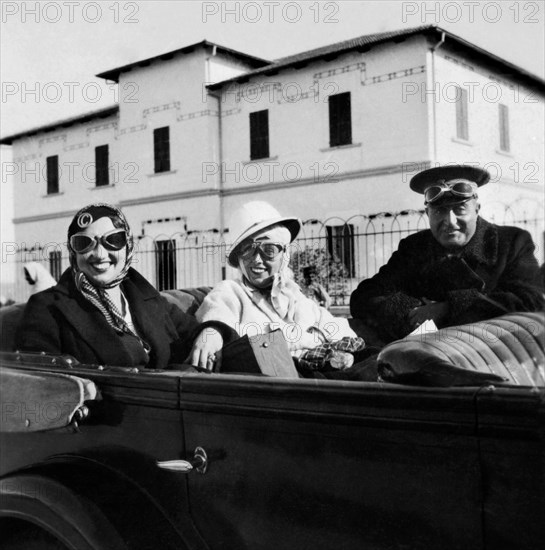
187, 327, 224, 371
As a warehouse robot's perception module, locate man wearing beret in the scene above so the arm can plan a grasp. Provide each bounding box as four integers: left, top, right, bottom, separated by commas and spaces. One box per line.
350, 165, 544, 343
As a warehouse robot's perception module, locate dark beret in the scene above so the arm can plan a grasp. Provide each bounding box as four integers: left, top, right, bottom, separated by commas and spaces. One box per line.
410, 165, 490, 194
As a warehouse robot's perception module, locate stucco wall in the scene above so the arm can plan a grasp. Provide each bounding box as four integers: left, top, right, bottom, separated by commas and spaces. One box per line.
217, 35, 430, 199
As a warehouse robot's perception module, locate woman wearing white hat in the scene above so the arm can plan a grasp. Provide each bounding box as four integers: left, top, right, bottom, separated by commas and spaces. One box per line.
190, 201, 358, 373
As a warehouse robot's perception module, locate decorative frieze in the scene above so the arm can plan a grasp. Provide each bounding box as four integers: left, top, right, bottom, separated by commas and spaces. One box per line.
361, 65, 425, 86
64, 142, 90, 151
235, 82, 281, 103
443, 55, 475, 72
176, 109, 219, 122
313, 62, 366, 80
38, 134, 66, 146
13, 153, 42, 162
117, 123, 147, 136
143, 101, 181, 118
221, 107, 242, 117
86, 121, 118, 135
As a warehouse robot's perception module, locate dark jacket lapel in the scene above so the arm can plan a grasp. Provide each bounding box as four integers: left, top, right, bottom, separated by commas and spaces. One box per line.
53, 271, 132, 366
121, 269, 174, 368
460, 217, 498, 266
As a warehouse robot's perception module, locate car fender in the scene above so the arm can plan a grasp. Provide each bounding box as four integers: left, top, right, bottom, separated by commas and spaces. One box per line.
0, 473, 127, 550
0, 454, 207, 550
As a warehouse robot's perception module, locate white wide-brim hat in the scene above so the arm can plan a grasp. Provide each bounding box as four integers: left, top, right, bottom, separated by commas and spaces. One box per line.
227, 201, 301, 267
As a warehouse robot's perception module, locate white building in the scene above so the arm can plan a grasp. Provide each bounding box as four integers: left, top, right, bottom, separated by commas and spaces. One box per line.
2, 26, 544, 302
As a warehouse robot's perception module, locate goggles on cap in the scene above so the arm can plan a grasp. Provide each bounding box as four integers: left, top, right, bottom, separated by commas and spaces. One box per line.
238, 241, 286, 261
70, 229, 128, 254
424, 180, 478, 205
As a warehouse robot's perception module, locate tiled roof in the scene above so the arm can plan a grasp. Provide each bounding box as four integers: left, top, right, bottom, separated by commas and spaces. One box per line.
96, 40, 270, 82
208, 25, 545, 90
274, 25, 433, 65
3, 26, 543, 144
0, 106, 119, 145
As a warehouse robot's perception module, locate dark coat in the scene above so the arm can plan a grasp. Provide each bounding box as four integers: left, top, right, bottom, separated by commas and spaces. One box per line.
350, 218, 545, 342
15, 268, 205, 369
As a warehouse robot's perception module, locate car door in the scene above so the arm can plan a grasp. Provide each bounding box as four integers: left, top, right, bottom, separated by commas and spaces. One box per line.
179, 375, 485, 550
475, 386, 545, 550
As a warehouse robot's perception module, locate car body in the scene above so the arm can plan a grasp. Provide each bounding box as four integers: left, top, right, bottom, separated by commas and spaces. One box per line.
1, 347, 544, 550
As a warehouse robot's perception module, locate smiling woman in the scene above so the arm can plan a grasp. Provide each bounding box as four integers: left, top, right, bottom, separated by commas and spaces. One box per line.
191, 201, 365, 377
14, 203, 213, 369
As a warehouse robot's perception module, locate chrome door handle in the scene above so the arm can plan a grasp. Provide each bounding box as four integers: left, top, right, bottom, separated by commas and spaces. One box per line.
157, 446, 208, 474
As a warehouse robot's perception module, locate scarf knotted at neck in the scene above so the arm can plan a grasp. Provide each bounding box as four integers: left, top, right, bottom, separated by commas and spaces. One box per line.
240, 265, 299, 320
269, 272, 299, 319
74, 271, 151, 354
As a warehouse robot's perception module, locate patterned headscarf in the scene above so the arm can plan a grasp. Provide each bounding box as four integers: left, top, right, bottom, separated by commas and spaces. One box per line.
67, 203, 135, 286
67, 203, 143, 342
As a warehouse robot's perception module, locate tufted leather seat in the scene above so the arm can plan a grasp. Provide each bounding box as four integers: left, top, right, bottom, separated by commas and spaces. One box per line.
161, 287, 212, 317
378, 312, 545, 387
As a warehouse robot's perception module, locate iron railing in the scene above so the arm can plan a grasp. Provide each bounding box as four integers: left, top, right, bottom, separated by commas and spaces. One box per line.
4, 203, 544, 306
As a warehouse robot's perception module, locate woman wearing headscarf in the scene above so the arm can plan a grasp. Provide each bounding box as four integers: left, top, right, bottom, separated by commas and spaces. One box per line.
23, 262, 57, 294
192, 202, 362, 375
16, 203, 233, 369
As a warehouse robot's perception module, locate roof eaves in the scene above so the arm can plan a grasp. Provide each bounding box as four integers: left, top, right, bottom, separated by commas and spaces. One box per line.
433, 28, 545, 90
207, 25, 435, 89
0, 105, 119, 145
96, 40, 271, 83
207, 25, 545, 91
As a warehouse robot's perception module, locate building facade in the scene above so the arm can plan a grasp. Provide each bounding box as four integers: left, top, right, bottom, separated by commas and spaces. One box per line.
2, 26, 544, 302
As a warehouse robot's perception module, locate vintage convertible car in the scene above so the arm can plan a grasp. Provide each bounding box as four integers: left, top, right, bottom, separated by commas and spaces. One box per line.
0, 290, 544, 550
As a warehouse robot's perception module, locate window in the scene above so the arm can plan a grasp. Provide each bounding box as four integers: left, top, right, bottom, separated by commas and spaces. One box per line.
249, 110, 269, 160
49, 250, 62, 281
455, 87, 469, 141
95, 145, 109, 186
155, 239, 177, 291
154, 127, 170, 173
499, 104, 510, 152
326, 224, 355, 277
46, 155, 59, 194
328, 92, 352, 147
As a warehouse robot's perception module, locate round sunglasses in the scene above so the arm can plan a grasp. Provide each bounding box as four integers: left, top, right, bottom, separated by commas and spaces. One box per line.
70, 228, 128, 254
238, 241, 286, 261
424, 181, 478, 204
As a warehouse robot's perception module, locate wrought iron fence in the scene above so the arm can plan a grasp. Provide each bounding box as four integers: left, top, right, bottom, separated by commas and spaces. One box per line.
4, 202, 544, 306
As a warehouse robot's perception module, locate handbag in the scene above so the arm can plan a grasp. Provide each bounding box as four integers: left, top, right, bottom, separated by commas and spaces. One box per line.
298, 335, 366, 372
218, 330, 299, 378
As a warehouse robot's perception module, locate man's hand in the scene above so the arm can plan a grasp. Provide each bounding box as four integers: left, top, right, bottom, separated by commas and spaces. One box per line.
408, 298, 449, 328
187, 327, 223, 371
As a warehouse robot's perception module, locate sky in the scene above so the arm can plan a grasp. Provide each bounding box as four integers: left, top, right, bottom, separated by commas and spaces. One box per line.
1, 0, 544, 137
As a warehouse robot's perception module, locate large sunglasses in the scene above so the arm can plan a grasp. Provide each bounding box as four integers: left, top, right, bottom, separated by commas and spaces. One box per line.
424, 180, 478, 204
70, 229, 128, 254
238, 241, 286, 261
